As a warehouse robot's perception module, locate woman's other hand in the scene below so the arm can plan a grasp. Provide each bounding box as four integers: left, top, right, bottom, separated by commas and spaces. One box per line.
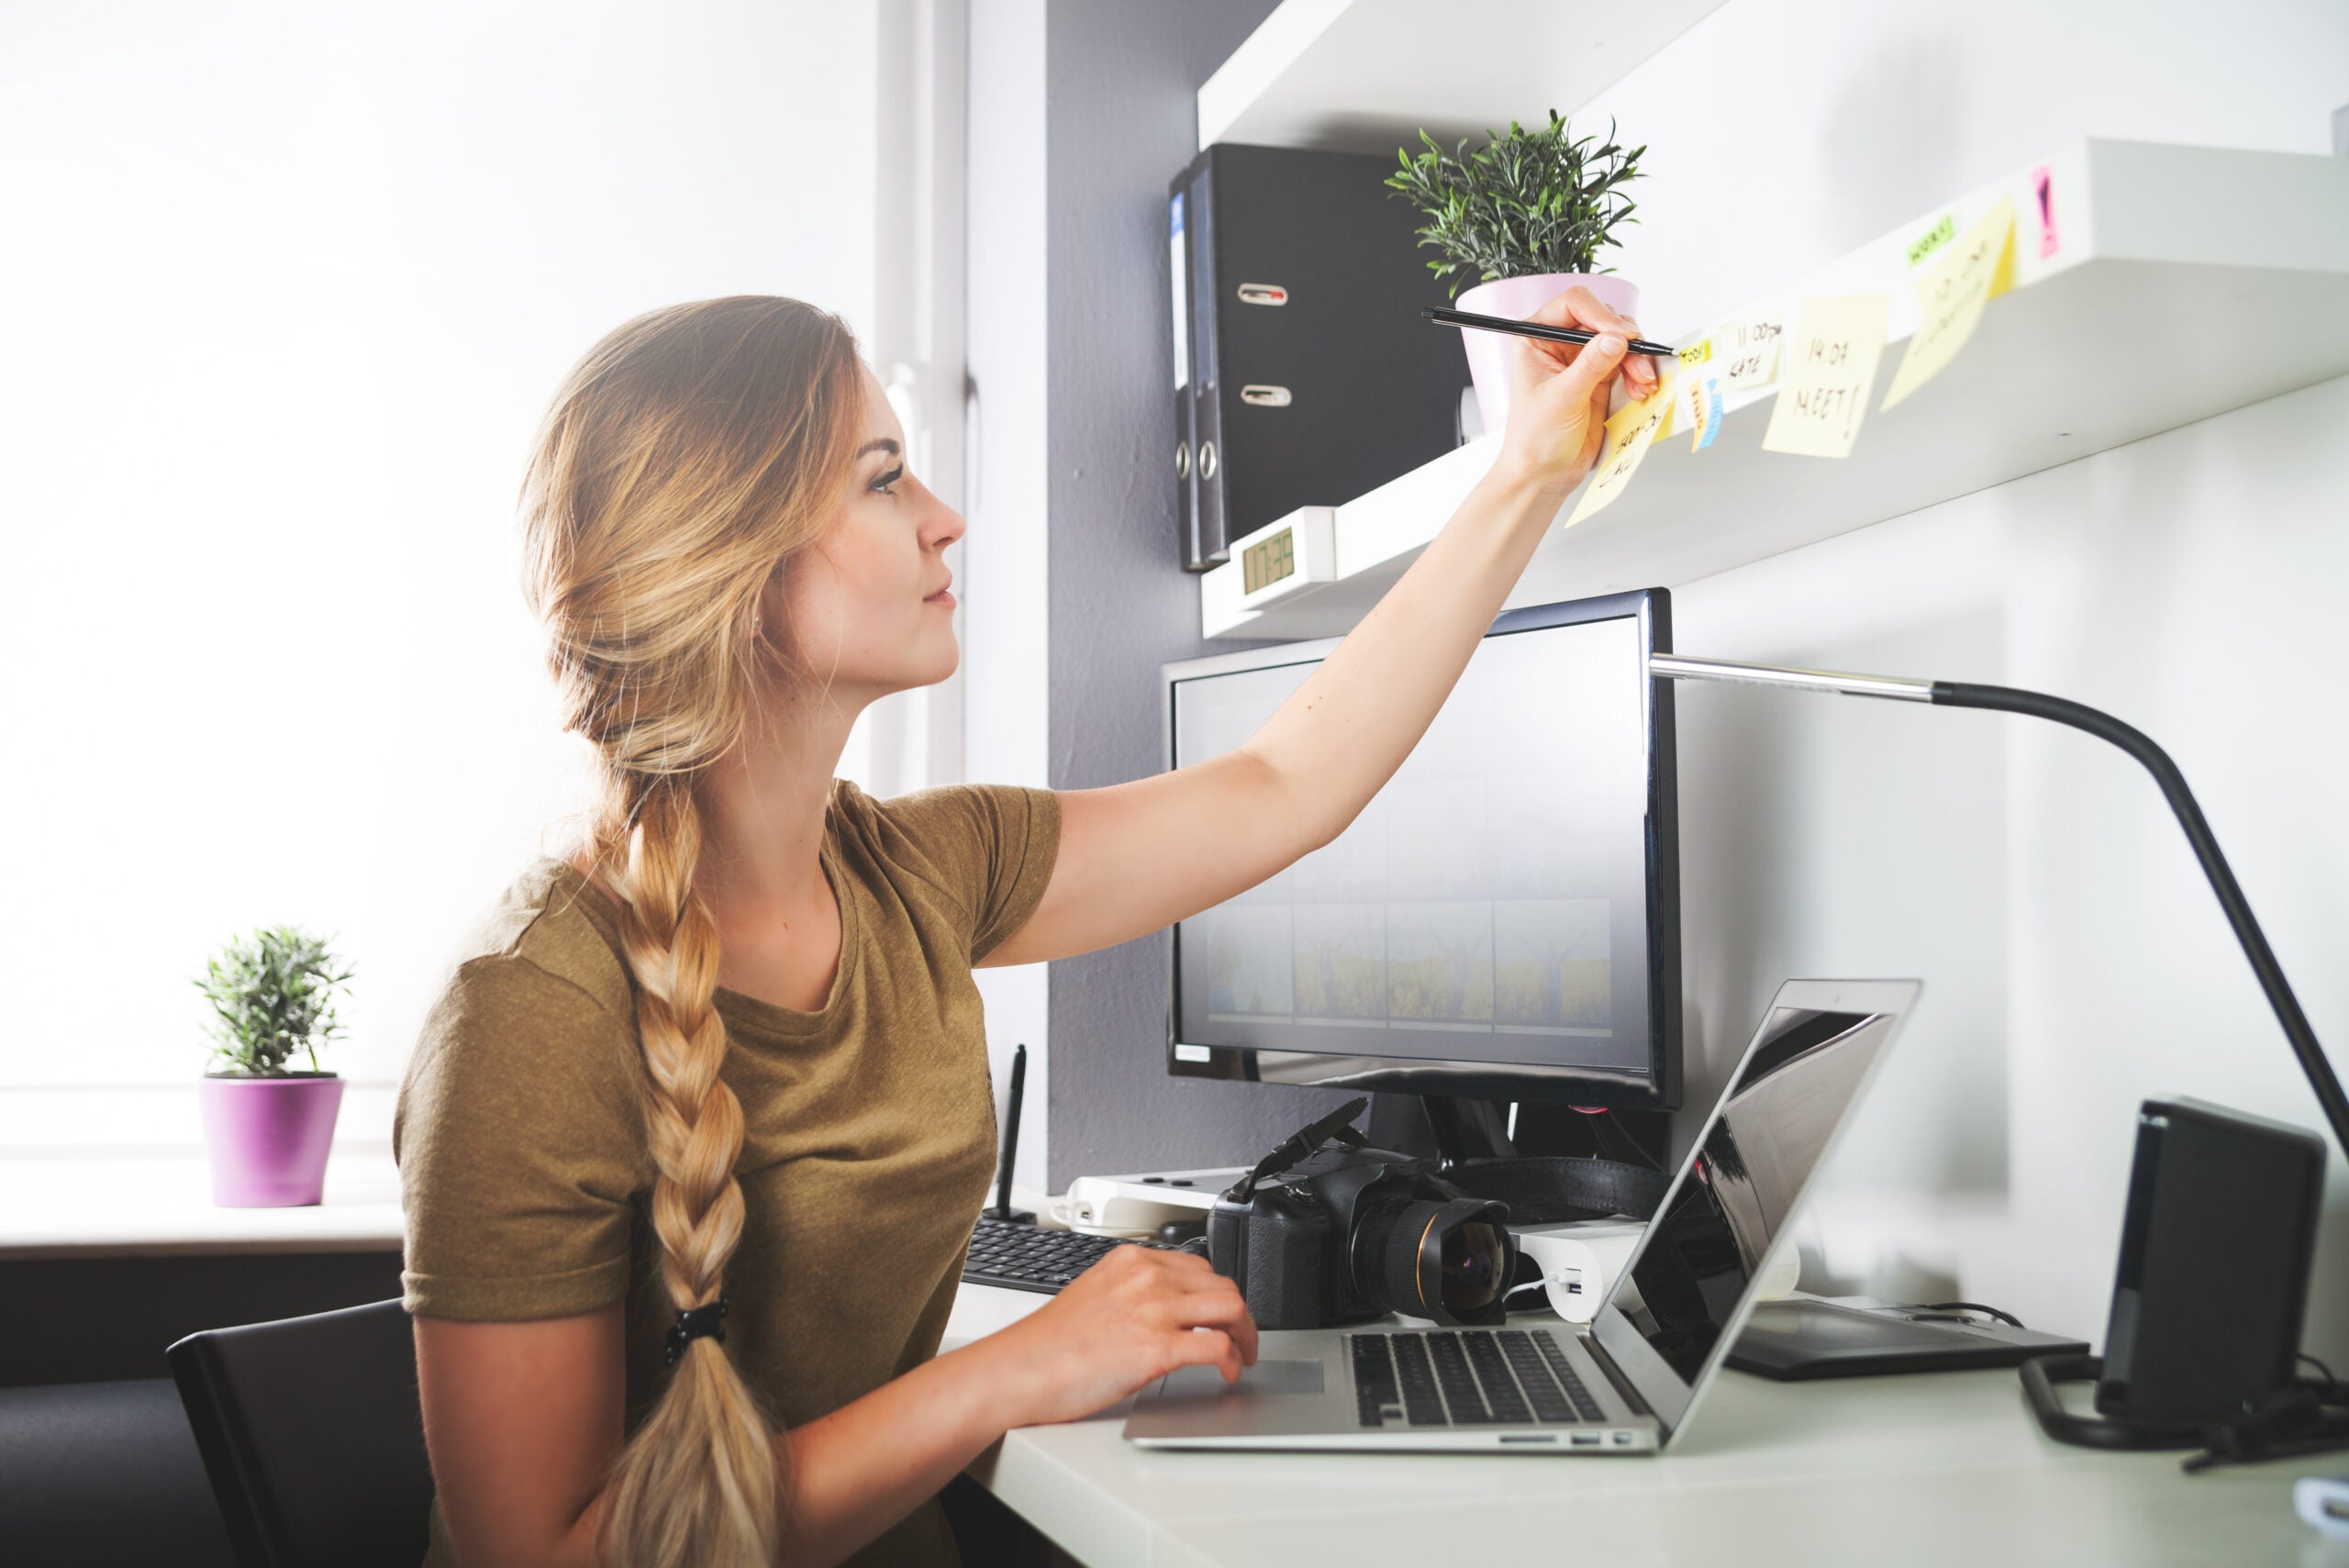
1494, 285, 1661, 495
980, 1243, 1258, 1426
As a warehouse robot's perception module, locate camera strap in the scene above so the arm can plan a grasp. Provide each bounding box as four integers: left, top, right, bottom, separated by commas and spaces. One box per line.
1442, 1155, 1671, 1225
1222, 1095, 1373, 1204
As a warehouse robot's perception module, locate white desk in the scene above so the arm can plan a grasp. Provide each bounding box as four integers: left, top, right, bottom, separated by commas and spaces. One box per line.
943, 1283, 2349, 1568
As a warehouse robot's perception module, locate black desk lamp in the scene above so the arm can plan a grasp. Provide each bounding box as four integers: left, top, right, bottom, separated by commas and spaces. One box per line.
1653, 651, 2347, 1462
1647, 651, 2347, 1154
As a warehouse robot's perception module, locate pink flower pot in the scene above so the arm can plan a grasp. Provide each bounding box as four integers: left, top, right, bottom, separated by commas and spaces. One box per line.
1454, 272, 1642, 439
199, 1073, 345, 1207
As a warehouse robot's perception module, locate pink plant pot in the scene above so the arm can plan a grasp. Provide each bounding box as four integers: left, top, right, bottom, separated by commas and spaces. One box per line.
199, 1073, 345, 1207
1454, 272, 1642, 439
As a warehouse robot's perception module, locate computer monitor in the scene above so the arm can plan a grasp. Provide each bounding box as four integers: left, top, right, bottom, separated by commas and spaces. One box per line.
1163, 588, 1681, 1109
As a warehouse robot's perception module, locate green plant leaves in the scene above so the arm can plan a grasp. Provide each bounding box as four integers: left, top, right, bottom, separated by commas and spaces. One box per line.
1383, 110, 1646, 297
194, 926, 352, 1076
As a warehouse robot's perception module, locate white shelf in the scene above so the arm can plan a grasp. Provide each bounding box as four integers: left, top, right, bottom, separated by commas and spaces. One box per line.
1197, 0, 1729, 154
1203, 139, 2349, 640
0, 1152, 404, 1259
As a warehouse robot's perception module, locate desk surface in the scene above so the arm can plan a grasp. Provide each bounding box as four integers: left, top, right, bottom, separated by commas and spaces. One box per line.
943, 1283, 2349, 1568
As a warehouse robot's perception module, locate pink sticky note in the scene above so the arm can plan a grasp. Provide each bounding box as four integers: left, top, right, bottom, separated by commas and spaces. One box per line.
2030, 163, 2060, 260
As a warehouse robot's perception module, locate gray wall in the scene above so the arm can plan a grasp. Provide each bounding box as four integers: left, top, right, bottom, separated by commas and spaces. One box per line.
1039, 0, 1361, 1187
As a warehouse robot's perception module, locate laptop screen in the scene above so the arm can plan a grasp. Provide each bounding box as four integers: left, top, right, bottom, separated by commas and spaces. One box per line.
1595, 1003, 1901, 1405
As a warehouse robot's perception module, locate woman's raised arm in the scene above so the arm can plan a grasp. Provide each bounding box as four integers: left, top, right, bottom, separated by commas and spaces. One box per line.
985, 286, 1654, 970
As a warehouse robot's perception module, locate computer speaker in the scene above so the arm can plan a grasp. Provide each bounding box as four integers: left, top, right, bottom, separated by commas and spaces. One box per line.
2096, 1096, 2326, 1425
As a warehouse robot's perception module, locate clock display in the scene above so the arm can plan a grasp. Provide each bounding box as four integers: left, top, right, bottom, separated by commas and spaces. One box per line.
1241, 528, 1295, 595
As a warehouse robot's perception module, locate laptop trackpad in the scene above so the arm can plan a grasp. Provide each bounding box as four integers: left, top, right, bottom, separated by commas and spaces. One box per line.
1158, 1359, 1325, 1400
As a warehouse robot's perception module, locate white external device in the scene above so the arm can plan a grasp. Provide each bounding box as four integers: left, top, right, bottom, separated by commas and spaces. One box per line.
1513, 1218, 1801, 1323
2296, 1476, 2349, 1540
1053, 1168, 1244, 1238
1510, 1220, 1648, 1323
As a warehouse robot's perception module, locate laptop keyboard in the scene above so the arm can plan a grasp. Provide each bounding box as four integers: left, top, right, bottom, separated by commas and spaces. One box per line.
1349, 1329, 1609, 1427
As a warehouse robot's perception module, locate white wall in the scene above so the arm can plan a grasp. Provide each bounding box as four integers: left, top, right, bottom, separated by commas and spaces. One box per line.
1581, 0, 2349, 346
1565, 0, 2349, 1353
0, 1, 880, 1150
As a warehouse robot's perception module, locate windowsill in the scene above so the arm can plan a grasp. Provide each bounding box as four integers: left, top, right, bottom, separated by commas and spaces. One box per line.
0, 1149, 404, 1260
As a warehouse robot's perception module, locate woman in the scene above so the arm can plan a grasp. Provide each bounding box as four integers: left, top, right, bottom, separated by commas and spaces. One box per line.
395, 286, 1653, 1568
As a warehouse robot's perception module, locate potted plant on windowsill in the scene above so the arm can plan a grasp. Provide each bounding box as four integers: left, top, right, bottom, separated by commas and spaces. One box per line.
1386, 111, 1646, 436
194, 926, 353, 1207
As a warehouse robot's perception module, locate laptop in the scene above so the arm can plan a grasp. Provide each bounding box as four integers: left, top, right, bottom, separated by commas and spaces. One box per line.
1125, 977, 1920, 1453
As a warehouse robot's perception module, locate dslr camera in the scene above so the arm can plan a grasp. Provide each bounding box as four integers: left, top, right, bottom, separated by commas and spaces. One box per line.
1207, 1098, 1516, 1330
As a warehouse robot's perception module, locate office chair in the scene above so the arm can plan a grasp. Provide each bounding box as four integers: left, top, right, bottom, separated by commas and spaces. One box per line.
166, 1297, 434, 1568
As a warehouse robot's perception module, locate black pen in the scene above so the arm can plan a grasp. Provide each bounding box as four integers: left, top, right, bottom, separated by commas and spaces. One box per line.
1423, 304, 1678, 361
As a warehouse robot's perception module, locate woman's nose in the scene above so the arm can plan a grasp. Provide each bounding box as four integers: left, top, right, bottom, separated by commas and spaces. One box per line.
928, 496, 966, 550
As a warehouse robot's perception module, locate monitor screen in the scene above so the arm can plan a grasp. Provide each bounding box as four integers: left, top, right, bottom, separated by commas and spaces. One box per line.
1163, 590, 1679, 1106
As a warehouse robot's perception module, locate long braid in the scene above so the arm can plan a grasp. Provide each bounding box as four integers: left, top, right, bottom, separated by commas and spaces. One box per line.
516, 294, 864, 1568
596, 774, 782, 1567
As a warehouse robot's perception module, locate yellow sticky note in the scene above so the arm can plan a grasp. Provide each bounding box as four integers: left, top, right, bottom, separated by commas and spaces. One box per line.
1716, 313, 1785, 392
1567, 370, 1675, 527
1881, 195, 2016, 412
1653, 339, 1713, 442
1760, 296, 1888, 459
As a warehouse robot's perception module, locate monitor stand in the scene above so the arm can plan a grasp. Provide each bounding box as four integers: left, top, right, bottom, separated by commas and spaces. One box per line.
1368, 1093, 1672, 1170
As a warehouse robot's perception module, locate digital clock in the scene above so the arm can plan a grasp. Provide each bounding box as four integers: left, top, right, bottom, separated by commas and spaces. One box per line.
1241, 528, 1294, 594
1228, 507, 1336, 613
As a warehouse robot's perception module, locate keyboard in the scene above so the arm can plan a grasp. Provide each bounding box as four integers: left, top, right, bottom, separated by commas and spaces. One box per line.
1348, 1328, 1610, 1428
962, 1214, 1182, 1294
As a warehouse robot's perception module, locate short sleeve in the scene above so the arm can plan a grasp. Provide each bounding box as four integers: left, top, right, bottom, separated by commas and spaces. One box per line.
394, 955, 651, 1320
866, 784, 1062, 962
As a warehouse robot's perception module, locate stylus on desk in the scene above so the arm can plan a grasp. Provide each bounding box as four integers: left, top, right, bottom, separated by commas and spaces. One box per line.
1424, 305, 1677, 361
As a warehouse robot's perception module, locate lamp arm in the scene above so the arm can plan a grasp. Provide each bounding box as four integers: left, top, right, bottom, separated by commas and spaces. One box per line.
1652, 653, 2349, 1156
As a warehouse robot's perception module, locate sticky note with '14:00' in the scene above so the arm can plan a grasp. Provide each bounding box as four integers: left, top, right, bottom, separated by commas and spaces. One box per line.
1568, 369, 1676, 526
1761, 296, 1887, 459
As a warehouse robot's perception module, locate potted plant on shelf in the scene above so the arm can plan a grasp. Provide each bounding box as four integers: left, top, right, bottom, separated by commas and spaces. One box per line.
194, 926, 353, 1207
1386, 110, 1646, 435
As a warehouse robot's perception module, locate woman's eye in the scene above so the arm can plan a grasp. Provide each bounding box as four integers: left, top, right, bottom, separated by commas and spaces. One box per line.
871, 464, 905, 496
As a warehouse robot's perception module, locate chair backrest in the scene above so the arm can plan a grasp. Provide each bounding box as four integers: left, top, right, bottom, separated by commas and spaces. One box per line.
167, 1297, 433, 1568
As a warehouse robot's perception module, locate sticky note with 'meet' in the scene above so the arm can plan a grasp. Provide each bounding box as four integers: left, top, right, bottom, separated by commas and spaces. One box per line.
1880, 195, 2016, 412
1760, 296, 1888, 459
1567, 369, 1676, 527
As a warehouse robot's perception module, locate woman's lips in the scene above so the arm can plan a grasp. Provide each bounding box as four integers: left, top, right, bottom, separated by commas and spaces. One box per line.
926, 588, 956, 610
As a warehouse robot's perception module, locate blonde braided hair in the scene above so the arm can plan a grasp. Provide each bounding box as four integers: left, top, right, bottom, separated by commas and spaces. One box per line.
518, 295, 863, 1567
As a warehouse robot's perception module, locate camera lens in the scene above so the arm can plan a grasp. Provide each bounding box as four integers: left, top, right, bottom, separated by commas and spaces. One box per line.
1359, 1196, 1515, 1325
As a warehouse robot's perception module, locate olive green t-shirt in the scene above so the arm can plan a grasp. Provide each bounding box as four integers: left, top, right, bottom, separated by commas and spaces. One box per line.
394, 779, 1060, 1568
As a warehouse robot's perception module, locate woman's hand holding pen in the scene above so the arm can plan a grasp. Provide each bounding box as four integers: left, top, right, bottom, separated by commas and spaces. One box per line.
1491, 285, 1659, 496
